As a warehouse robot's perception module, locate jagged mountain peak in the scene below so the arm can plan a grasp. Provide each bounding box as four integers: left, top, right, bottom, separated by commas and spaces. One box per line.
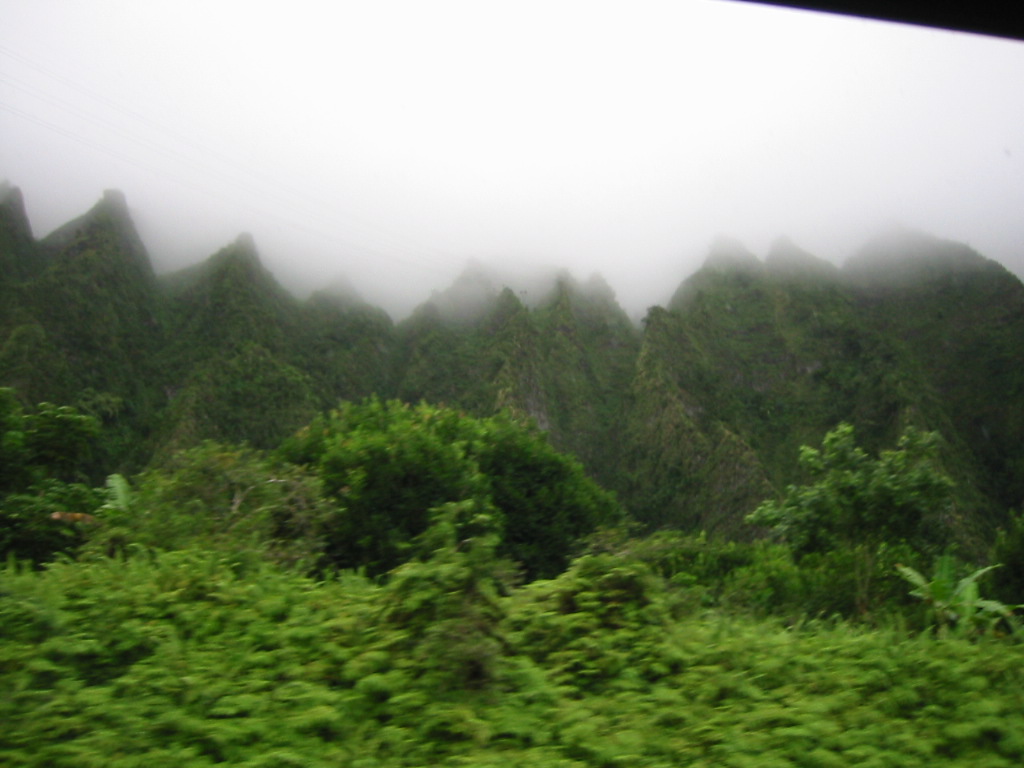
417, 259, 500, 326
310, 274, 368, 309
548, 270, 630, 316
37, 189, 153, 281
701, 236, 762, 273
667, 238, 765, 310
547, 268, 576, 295
493, 284, 527, 312
99, 188, 129, 215
480, 285, 530, 333
0, 184, 32, 242
199, 234, 272, 279
0, 186, 30, 237
765, 237, 840, 279
234, 231, 257, 254
161, 233, 294, 313
159, 234, 300, 363
0, 180, 22, 207
51, 188, 133, 238
843, 227, 999, 287
207, 232, 262, 268
535, 269, 586, 308
0, 184, 29, 230
585, 272, 615, 298
0, 182, 37, 285
3, 182, 1023, 545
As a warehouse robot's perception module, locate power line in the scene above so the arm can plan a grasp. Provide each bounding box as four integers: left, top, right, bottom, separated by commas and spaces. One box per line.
0, 44, 460, 276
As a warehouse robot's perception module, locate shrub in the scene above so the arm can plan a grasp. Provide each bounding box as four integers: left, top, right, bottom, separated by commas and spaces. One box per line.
279, 398, 624, 578
897, 554, 1019, 636
0, 388, 102, 563
83, 441, 330, 571
748, 422, 953, 614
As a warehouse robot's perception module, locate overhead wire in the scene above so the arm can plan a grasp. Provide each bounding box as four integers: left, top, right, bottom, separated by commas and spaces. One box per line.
0, 43, 350, 215
0, 43, 460, 277
0, 94, 422, 271
0, 42, 429, 251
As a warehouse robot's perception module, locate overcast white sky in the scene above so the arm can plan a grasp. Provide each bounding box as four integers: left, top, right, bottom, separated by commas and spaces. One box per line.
2, 0, 1023, 318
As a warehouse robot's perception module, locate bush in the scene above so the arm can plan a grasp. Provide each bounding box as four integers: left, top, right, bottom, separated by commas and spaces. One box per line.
748, 422, 953, 614
0, 388, 103, 563
990, 510, 1024, 606
279, 398, 624, 579
83, 442, 330, 571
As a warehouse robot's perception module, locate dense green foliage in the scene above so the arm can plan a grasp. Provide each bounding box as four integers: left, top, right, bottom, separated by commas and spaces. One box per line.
748, 423, 953, 556
4, 186, 1024, 763
394, 274, 639, 488
897, 554, 1019, 636
748, 423, 954, 613
0, 388, 103, 563
1, 388, 1022, 764
2, 190, 1023, 539
82, 441, 331, 571
279, 398, 623, 578
3, 540, 1024, 767
632, 250, 900, 533
846, 229, 1024, 514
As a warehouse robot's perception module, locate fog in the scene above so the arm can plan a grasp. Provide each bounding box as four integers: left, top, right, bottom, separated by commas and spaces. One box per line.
1, 1, 1022, 319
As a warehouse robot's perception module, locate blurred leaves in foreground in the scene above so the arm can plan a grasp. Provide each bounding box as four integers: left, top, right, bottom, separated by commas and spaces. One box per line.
3, 397, 1024, 766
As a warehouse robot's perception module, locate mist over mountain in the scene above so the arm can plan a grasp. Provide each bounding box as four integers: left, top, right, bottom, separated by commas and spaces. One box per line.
5, 7, 1024, 760
765, 236, 841, 280
2, 186, 1023, 545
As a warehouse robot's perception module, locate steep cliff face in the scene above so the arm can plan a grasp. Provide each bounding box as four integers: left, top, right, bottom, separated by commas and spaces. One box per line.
618, 230, 1022, 537
527, 274, 640, 483
0, 190, 163, 466
392, 268, 640, 486
296, 287, 396, 408
392, 264, 548, 418
155, 235, 317, 454
661, 238, 895, 486
621, 305, 772, 534
30, 190, 159, 355
2, 186, 1022, 539
0, 184, 39, 371
0, 183, 40, 286
161, 233, 296, 356
479, 286, 548, 425
844, 229, 1024, 514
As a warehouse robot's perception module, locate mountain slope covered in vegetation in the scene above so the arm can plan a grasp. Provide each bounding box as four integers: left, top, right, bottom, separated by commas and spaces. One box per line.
0, 187, 1022, 540
4, 186, 1024, 766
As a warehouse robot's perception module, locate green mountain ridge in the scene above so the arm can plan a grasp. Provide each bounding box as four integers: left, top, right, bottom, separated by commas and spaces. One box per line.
0, 182, 40, 285
1, 187, 1022, 544
0, 189, 163, 467
647, 236, 1004, 541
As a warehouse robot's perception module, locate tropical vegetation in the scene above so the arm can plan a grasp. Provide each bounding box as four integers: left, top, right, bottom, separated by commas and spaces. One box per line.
2, 185, 1024, 764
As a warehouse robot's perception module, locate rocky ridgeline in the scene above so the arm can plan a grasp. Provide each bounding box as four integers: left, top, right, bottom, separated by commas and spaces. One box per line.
1, 187, 1022, 535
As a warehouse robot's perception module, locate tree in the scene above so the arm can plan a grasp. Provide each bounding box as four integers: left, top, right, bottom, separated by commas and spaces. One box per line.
279, 398, 624, 578
0, 388, 102, 562
377, 500, 516, 690
85, 441, 331, 571
747, 422, 954, 613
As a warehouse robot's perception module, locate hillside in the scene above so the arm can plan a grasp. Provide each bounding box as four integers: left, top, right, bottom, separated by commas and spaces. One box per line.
0, 187, 1022, 542
845, 229, 1024, 513
624, 233, 1003, 539
5, 187, 1024, 766
0, 189, 164, 467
